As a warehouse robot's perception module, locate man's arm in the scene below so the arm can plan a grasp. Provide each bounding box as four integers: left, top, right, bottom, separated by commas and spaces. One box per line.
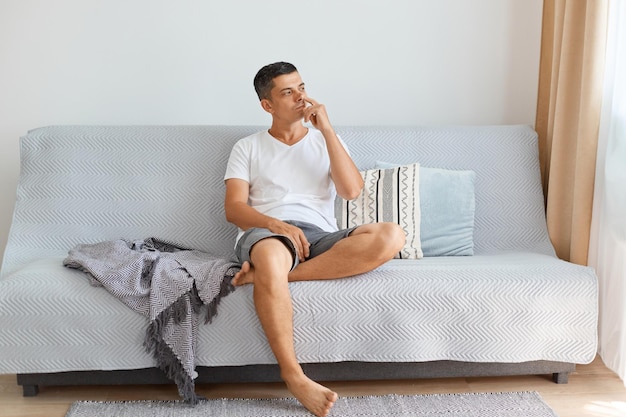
303, 97, 363, 200
224, 178, 310, 260
224, 178, 272, 231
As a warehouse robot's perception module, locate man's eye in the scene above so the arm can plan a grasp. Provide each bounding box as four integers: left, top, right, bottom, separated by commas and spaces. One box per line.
283, 90, 292, 95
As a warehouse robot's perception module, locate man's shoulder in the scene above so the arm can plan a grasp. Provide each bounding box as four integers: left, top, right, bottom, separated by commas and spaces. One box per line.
231, 130, 267, 151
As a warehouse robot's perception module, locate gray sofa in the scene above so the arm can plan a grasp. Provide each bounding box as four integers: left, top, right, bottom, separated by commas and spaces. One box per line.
0, 125, 598, 397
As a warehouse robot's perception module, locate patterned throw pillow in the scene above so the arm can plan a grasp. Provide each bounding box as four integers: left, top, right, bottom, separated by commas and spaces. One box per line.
335, 163, 422, 259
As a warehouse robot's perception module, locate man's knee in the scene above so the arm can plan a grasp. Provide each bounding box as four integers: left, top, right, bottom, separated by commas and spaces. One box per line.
378, 222, 406, 253
250, 237, 295, 271
353, 222, 405, 257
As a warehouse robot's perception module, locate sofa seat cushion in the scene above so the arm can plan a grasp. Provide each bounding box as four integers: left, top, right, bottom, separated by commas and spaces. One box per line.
0, 258, 154, 373
0, 251, 596, 373
199, 252, 597, 366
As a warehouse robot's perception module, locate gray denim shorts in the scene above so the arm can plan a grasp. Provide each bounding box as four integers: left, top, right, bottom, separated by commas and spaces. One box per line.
235, 220, 358, 271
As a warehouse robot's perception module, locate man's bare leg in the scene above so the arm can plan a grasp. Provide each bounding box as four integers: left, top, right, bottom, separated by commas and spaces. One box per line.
248, 237, 338, 417
233, 222, 404, 285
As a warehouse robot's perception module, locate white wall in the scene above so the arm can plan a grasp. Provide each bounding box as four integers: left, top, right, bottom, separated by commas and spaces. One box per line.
0, 0, 543, 257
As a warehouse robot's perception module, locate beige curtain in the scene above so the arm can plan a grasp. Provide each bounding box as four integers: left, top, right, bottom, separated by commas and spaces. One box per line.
535, 0, 608, 265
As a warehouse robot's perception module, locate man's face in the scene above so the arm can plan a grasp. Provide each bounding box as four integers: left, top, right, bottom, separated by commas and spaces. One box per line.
262, 71, 307, 121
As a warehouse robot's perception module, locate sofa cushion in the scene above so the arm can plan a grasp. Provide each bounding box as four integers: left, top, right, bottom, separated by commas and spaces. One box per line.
375, 162, 475, 256
335, 162, 422, 259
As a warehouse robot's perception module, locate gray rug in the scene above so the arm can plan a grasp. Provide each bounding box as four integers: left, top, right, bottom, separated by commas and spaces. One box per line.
65, 391, 558, 416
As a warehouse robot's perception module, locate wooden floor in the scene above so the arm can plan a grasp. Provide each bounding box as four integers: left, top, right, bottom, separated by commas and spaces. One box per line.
1, 356, 625, 417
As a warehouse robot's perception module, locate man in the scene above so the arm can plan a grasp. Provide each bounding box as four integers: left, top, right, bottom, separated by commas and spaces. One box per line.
223, 62, 405, 417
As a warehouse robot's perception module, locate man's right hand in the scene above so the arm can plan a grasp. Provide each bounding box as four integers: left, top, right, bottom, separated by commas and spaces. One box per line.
268, 219, 310, 262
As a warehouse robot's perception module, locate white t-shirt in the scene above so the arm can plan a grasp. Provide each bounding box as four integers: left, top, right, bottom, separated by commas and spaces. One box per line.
224, 129, 348, 242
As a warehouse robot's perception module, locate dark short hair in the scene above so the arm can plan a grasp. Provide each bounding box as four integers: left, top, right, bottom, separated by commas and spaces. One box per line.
253, 62, 298, 101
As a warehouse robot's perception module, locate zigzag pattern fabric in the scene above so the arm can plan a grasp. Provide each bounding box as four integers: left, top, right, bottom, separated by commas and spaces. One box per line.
63, 238, 239, 403
194, 254, 597, 366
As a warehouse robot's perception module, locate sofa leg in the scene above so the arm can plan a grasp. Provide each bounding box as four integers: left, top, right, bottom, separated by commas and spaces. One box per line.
22, 384, 39, 397
552, 372, 569, 384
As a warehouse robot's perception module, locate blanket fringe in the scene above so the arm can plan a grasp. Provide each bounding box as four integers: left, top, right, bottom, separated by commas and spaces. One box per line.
144, 290, 198, 405
201, 274, 236, 325
143, 274, 236, 405
144, 311, 199, 405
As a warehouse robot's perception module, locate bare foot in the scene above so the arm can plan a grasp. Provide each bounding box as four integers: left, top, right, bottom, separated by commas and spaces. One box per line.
232, 261, 255, 286
284, 374, 338, 417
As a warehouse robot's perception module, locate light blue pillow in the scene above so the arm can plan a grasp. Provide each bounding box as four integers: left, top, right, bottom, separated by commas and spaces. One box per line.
376, 162, 475, 256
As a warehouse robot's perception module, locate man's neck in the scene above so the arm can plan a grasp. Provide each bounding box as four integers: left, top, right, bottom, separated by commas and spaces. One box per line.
268, 121, 308, 145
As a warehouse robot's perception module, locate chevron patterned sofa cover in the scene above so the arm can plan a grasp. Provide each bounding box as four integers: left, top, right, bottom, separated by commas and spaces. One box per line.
0, 125, 598, 396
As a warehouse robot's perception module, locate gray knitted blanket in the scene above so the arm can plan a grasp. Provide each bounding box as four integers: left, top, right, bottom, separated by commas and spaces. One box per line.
63, 238, 240, 404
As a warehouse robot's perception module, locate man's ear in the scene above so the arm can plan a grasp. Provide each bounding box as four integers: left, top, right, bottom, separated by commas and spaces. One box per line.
260, 99, 273, 114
